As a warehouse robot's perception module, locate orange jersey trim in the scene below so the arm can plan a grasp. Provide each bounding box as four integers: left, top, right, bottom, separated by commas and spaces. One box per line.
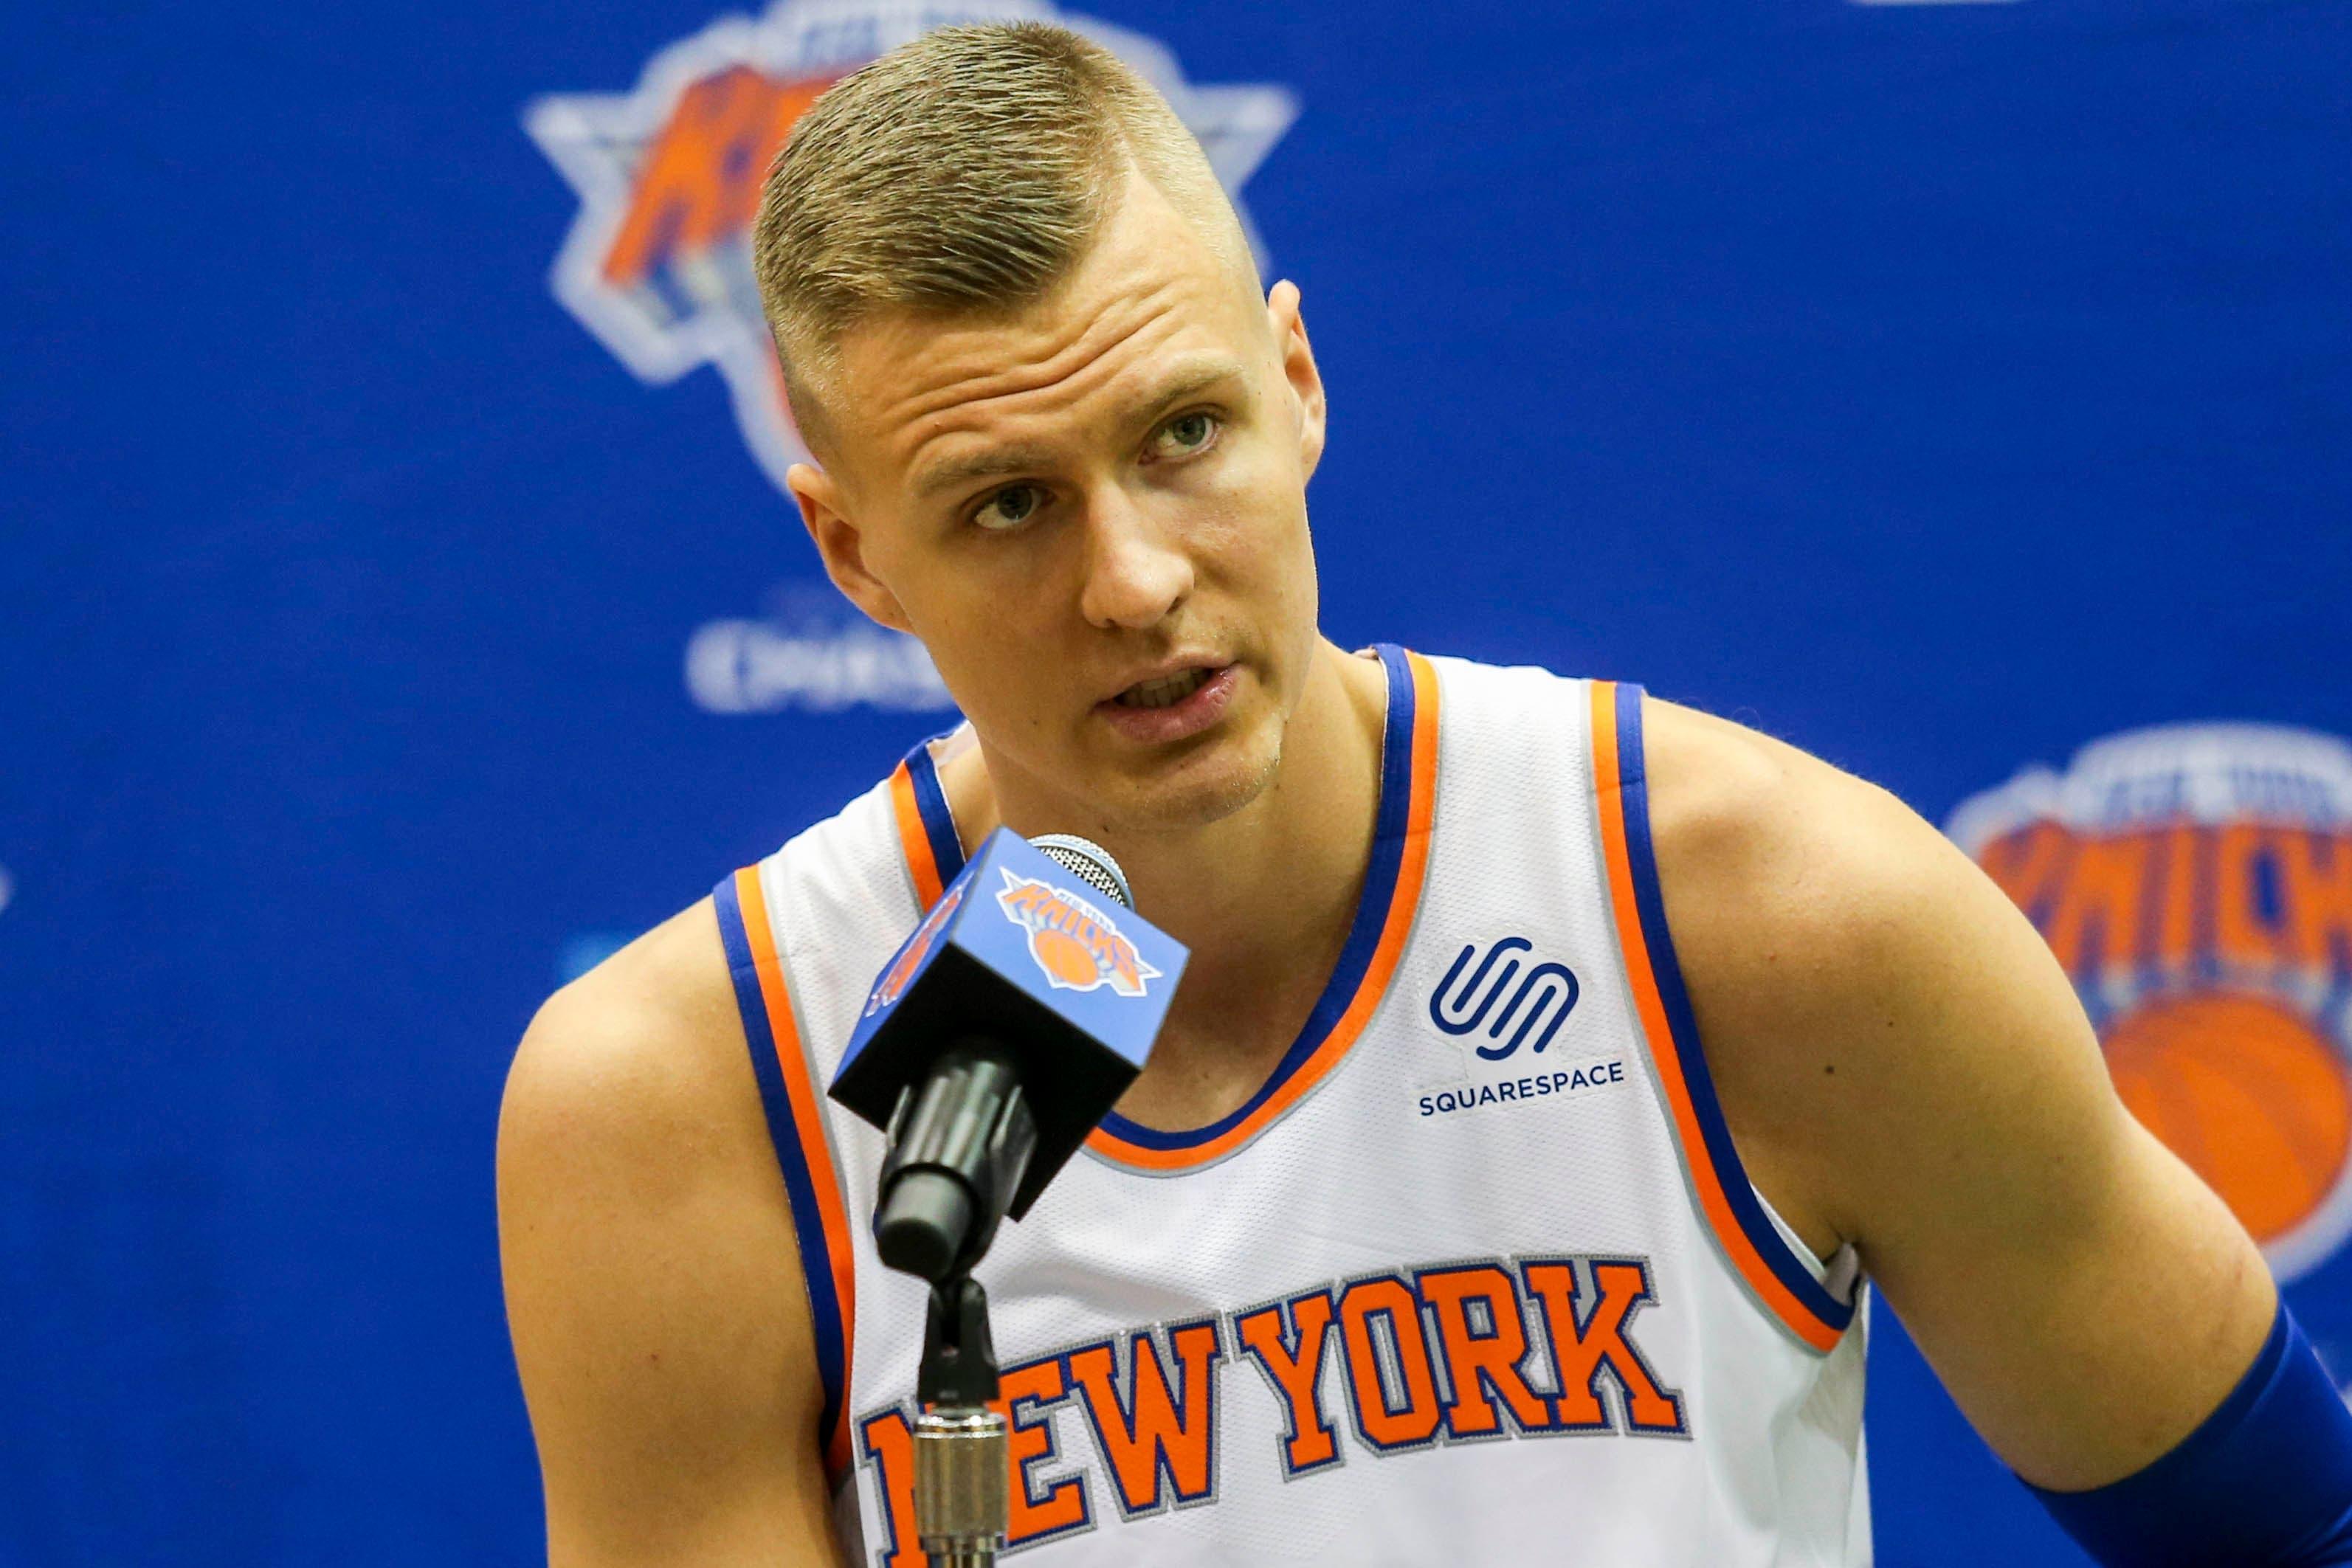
889, 760, 946, 911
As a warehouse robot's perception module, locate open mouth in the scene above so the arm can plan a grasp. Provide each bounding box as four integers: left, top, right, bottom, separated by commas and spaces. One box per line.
1114, 668, 1215, 709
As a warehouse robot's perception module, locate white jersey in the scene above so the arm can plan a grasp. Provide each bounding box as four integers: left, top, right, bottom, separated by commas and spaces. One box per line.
713, 646, 1871, 1566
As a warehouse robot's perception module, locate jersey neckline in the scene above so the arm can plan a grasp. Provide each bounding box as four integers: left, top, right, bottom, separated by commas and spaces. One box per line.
885, 643, 1441, 1172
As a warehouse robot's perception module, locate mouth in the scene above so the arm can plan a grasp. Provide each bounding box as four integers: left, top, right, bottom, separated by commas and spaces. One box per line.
1113, 668, 1217, 709
1094, 663, 1239, 743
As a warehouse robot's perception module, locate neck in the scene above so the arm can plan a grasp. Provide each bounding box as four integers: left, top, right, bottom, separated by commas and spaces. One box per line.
937, 638, 1391, 1125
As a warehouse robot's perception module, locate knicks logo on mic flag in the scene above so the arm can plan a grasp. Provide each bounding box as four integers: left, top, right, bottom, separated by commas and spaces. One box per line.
524, 0, 1297, 492
1951, 722, 2352, 1281
996, 870, 1161, 997
864, 884, 962, 1017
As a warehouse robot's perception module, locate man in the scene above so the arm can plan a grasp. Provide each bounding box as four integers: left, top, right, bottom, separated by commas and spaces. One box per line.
498, 22, 2352, 1566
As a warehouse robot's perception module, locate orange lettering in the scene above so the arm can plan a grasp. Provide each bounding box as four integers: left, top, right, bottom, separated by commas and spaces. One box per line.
2275, 830, 2352, 974
990, 1358, 1089, 1545
2215, 824, 2289, 970
1979, 821, 2077, 916
1066, 1322, 1222, 1515
1417, 1264, 1553, 1437
1233, 1293, 1342, 1472
2041, 833, 2151, 976
2153, 825, 2202, 972
856, 1408, 923, 1568
1336, 1277, 1442, 1450
1521, 1259, 1686, 1434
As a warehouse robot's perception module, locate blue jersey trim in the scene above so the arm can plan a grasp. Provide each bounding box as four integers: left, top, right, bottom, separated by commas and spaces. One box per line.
1612, 682, 1856, 1334
711, 869, 850, 1467
901, 731, 965, 888
1093, 644, 1422, 1153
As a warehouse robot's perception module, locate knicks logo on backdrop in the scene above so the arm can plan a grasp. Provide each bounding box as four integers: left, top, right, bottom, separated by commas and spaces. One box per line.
525, 0, 1297, 493
996, 870, 1161, 998
1950, 724, 2352, 1279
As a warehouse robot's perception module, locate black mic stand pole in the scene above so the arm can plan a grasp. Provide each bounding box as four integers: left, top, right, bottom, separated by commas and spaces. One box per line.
877, 1046, 1034, 1567
912, 1274, 1006, 1568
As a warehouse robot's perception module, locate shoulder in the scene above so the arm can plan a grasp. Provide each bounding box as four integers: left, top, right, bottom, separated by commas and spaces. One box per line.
501, 897, 754, 1187
497, 894, 804, 1330
1635, 694, 1963, 956
499, 898, 843, 1550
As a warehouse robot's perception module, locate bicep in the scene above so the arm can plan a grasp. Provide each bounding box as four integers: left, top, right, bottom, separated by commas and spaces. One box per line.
1799, 795, 2274, 1489
498, 973, 841, 1567
1643, 699, 2277, 1491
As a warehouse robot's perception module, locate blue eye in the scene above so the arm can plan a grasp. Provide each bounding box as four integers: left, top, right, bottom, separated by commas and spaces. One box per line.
973, 483, 1044, 531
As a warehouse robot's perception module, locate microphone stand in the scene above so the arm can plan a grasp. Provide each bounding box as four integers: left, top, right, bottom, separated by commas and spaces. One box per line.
876, 1050, 1024, 1563
852, 835, 1174, 1565
912, 1274, 1007, 1567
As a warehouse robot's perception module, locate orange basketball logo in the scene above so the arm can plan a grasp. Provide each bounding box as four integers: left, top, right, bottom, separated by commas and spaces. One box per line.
1951, 724, 2352, 1279
996, 870, 1162, 998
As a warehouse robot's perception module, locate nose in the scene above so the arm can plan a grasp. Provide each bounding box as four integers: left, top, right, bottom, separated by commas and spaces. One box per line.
1076, 486, 1193, 632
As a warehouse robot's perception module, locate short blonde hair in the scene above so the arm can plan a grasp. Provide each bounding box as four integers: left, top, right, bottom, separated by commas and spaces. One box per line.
752, 22, 1252, 441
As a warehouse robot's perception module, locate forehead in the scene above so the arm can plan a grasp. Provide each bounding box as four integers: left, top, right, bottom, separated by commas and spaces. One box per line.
824, 174, 1263, 495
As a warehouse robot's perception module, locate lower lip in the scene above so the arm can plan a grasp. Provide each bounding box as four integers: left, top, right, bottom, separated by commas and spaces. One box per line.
1096, 665, 1239, 743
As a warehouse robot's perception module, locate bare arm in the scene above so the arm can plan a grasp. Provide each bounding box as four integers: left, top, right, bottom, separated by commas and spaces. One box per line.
497, 900, 844, 1565
1644, 697, 2275, 1491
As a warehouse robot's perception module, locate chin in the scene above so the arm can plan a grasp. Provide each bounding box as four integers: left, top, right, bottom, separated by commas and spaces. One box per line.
1095, 722, 1284, 835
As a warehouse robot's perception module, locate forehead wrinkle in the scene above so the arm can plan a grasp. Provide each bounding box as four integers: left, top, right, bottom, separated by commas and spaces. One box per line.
1106, 356, 1244, 426
911, 441, 1063, 498
883, 279, 1187, 437
908, 351, 1246, 498
892, 291, 1203, 486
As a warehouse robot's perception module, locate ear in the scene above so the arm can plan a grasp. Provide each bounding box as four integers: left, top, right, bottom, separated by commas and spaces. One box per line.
786, 462, 914, 635
1266, 280, 1327, 482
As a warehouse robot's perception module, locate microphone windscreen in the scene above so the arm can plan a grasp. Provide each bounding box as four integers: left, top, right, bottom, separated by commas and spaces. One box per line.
1027, 834, 1133, 911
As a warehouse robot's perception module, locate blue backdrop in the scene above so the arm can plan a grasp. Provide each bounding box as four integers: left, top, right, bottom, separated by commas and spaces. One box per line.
7, 0, 2348, 1561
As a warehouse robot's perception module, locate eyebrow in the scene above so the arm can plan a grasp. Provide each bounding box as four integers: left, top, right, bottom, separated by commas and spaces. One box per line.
908, 359, 1247, 499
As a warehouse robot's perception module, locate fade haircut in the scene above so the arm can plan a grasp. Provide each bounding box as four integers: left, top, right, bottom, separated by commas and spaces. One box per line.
751, 21, 1257, 452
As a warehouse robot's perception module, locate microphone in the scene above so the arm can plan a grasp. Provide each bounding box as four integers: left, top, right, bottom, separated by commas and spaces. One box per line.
829, 826, 1188, 1283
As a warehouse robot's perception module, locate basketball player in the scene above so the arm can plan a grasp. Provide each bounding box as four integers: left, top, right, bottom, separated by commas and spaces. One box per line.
497, 23, 2352, 1566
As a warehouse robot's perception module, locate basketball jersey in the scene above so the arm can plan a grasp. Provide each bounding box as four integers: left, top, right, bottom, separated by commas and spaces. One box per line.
712, 646, 1872, 1566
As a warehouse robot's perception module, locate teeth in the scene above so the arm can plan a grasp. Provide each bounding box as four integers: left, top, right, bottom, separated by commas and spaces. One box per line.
1117, 668, 1213, 709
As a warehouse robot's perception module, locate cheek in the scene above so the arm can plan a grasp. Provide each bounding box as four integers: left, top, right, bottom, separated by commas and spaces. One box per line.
932, 601, 1069, 721
1191, 448, 1307, 566
1230, 476, 1316, 598
897, 545, 1043, 648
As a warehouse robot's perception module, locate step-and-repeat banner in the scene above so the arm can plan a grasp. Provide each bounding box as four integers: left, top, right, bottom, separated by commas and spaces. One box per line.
7, 0, 2347, 1561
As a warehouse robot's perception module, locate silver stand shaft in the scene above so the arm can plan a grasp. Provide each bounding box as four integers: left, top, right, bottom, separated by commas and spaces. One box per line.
914, 1403, 1007, 1568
